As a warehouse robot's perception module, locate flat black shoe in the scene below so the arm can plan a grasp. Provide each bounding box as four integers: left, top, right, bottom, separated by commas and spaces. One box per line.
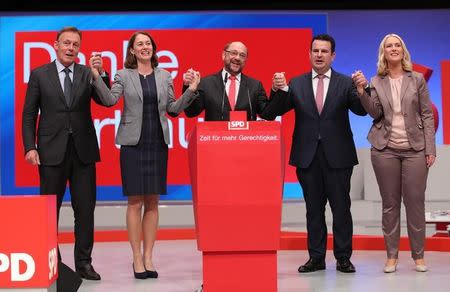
298, 258, 326, 273
336, 259, 356, 273
76, 264, 101, 280
133, 263, 148, 279
146, 269, 158, 278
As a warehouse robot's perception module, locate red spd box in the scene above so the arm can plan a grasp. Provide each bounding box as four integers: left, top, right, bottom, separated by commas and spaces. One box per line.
0, 195, 57, 288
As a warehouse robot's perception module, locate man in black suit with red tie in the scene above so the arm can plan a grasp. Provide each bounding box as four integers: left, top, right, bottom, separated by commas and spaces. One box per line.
182, 41, 270, 121
264, 34, 368, 273
22, 26, 110, 281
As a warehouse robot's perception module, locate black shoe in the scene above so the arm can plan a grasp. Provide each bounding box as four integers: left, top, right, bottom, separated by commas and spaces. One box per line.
146, 269, 158, 278
133, 263, 148, 279
76, 264, 101, 280
336, 258, 356, 273
298, 258, 326, 273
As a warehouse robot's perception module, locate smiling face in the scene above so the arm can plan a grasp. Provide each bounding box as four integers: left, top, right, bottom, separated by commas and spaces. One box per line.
309, 39, 335, 74
130, 33, 154, 64
222, 41, 248, 75
54, 31, 81, 67
383, 36, 404, 67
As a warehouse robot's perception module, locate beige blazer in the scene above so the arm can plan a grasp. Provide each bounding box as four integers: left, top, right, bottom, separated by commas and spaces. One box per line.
93, 67, 196, 145
360, 71, 436, 155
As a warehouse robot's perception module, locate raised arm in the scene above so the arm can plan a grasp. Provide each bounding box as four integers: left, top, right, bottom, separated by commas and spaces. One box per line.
259, 72, 293, 120
92, 70, 125, 107
167, 70, 200, 117
183, 69, 205, 118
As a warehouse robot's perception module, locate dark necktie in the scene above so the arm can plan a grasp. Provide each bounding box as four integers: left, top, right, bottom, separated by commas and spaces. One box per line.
316, 74, 325, 114
63, 67, 72, 106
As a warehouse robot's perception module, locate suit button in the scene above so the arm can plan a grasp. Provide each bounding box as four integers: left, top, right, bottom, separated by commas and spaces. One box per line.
403, 113, 407, 117
68, 128, 73, 134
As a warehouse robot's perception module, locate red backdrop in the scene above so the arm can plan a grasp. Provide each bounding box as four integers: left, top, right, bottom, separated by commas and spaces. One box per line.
14, 29, 313, 187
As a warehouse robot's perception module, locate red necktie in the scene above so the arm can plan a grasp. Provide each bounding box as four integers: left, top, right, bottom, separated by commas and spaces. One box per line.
316, 74, 325, 114
228, 75, 236, 110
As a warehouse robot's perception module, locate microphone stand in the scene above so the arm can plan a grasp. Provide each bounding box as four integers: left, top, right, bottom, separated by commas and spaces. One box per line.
247, 89, 253, 121
221, 72, 228, 121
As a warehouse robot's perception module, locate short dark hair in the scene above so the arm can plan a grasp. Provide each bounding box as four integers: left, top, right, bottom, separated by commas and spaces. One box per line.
56, 26, 82, 41
311, 34, 335, 53
124, 31, 159, 69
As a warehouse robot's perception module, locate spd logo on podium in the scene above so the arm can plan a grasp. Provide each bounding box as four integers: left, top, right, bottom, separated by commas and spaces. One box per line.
228, 121, 249, 130
0, 253, 35, 282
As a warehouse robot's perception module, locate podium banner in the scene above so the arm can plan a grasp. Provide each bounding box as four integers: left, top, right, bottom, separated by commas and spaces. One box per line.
0, 195, 57, 288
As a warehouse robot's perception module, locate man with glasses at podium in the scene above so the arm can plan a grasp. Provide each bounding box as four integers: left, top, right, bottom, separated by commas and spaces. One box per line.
182, 41, 270, 121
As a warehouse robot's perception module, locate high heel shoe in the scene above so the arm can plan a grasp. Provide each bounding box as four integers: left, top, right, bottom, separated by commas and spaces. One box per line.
383, 259, 398, 273
146, 269, 158, 278
414, 259, 428, 272
415, 265, 428, 272
133, 263, 148, 279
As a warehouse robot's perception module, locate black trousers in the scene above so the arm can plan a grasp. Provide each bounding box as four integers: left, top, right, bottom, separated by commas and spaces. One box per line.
296, 141, 353, 261
39, 136, 96, 269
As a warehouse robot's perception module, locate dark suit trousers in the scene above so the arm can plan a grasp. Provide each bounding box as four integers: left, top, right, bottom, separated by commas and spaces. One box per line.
296, 141, 353, 261
39, 136, 96, 268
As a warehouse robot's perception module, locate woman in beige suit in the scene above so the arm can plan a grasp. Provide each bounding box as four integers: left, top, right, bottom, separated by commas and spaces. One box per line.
92, 31, 200, 279
354, 33, 436, 273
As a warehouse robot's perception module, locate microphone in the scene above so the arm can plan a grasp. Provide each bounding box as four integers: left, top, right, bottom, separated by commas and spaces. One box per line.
221, 72, 229, 121
247, 89, 253, 121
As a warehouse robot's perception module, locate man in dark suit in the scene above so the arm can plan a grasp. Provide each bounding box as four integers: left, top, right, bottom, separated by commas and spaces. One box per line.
22, 26, 110, 280
182, 41, 269, 121
265, 34, 368, 273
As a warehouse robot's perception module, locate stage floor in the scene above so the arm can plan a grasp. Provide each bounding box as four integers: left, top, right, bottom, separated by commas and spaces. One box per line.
60, 240, 450, 292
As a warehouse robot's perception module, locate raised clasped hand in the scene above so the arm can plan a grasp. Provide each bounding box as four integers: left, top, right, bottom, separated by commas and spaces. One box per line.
272, 72, 287, 91
188, 70, 201, 92
351, 70, 368, 95
89, 52, 103, 79
183, 68, 197, 86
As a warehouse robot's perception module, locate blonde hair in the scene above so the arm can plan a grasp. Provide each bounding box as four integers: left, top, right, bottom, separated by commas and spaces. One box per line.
376, 33, 413, 76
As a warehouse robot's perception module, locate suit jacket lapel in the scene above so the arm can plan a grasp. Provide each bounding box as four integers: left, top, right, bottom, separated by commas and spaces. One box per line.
154, 68, 162, 104
70, 63, 83, 108
235, 74, 247, 110
304, 73, 318, 115
399, 71, 412, 103
379, 75, 394, 111
48, 61, 67, 107
130, 69, 143, 101
321, 71, 338, 116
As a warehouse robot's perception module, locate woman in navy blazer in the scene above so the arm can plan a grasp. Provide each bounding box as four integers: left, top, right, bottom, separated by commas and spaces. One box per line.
92, 31, 200, 279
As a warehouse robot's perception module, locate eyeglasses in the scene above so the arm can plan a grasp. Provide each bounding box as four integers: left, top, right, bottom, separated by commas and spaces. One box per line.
60, 40, 80, 50
224, 50, 247, 59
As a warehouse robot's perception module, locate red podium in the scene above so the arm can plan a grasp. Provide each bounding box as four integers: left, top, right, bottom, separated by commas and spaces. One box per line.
0, 195, 58, 290
188, 120, 284, 292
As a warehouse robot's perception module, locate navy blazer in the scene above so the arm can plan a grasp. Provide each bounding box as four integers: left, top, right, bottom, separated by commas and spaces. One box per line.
263, 69, 367, 168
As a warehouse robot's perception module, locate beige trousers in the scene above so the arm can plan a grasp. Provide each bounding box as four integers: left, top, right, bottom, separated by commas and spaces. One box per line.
371, 147, 428, 260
